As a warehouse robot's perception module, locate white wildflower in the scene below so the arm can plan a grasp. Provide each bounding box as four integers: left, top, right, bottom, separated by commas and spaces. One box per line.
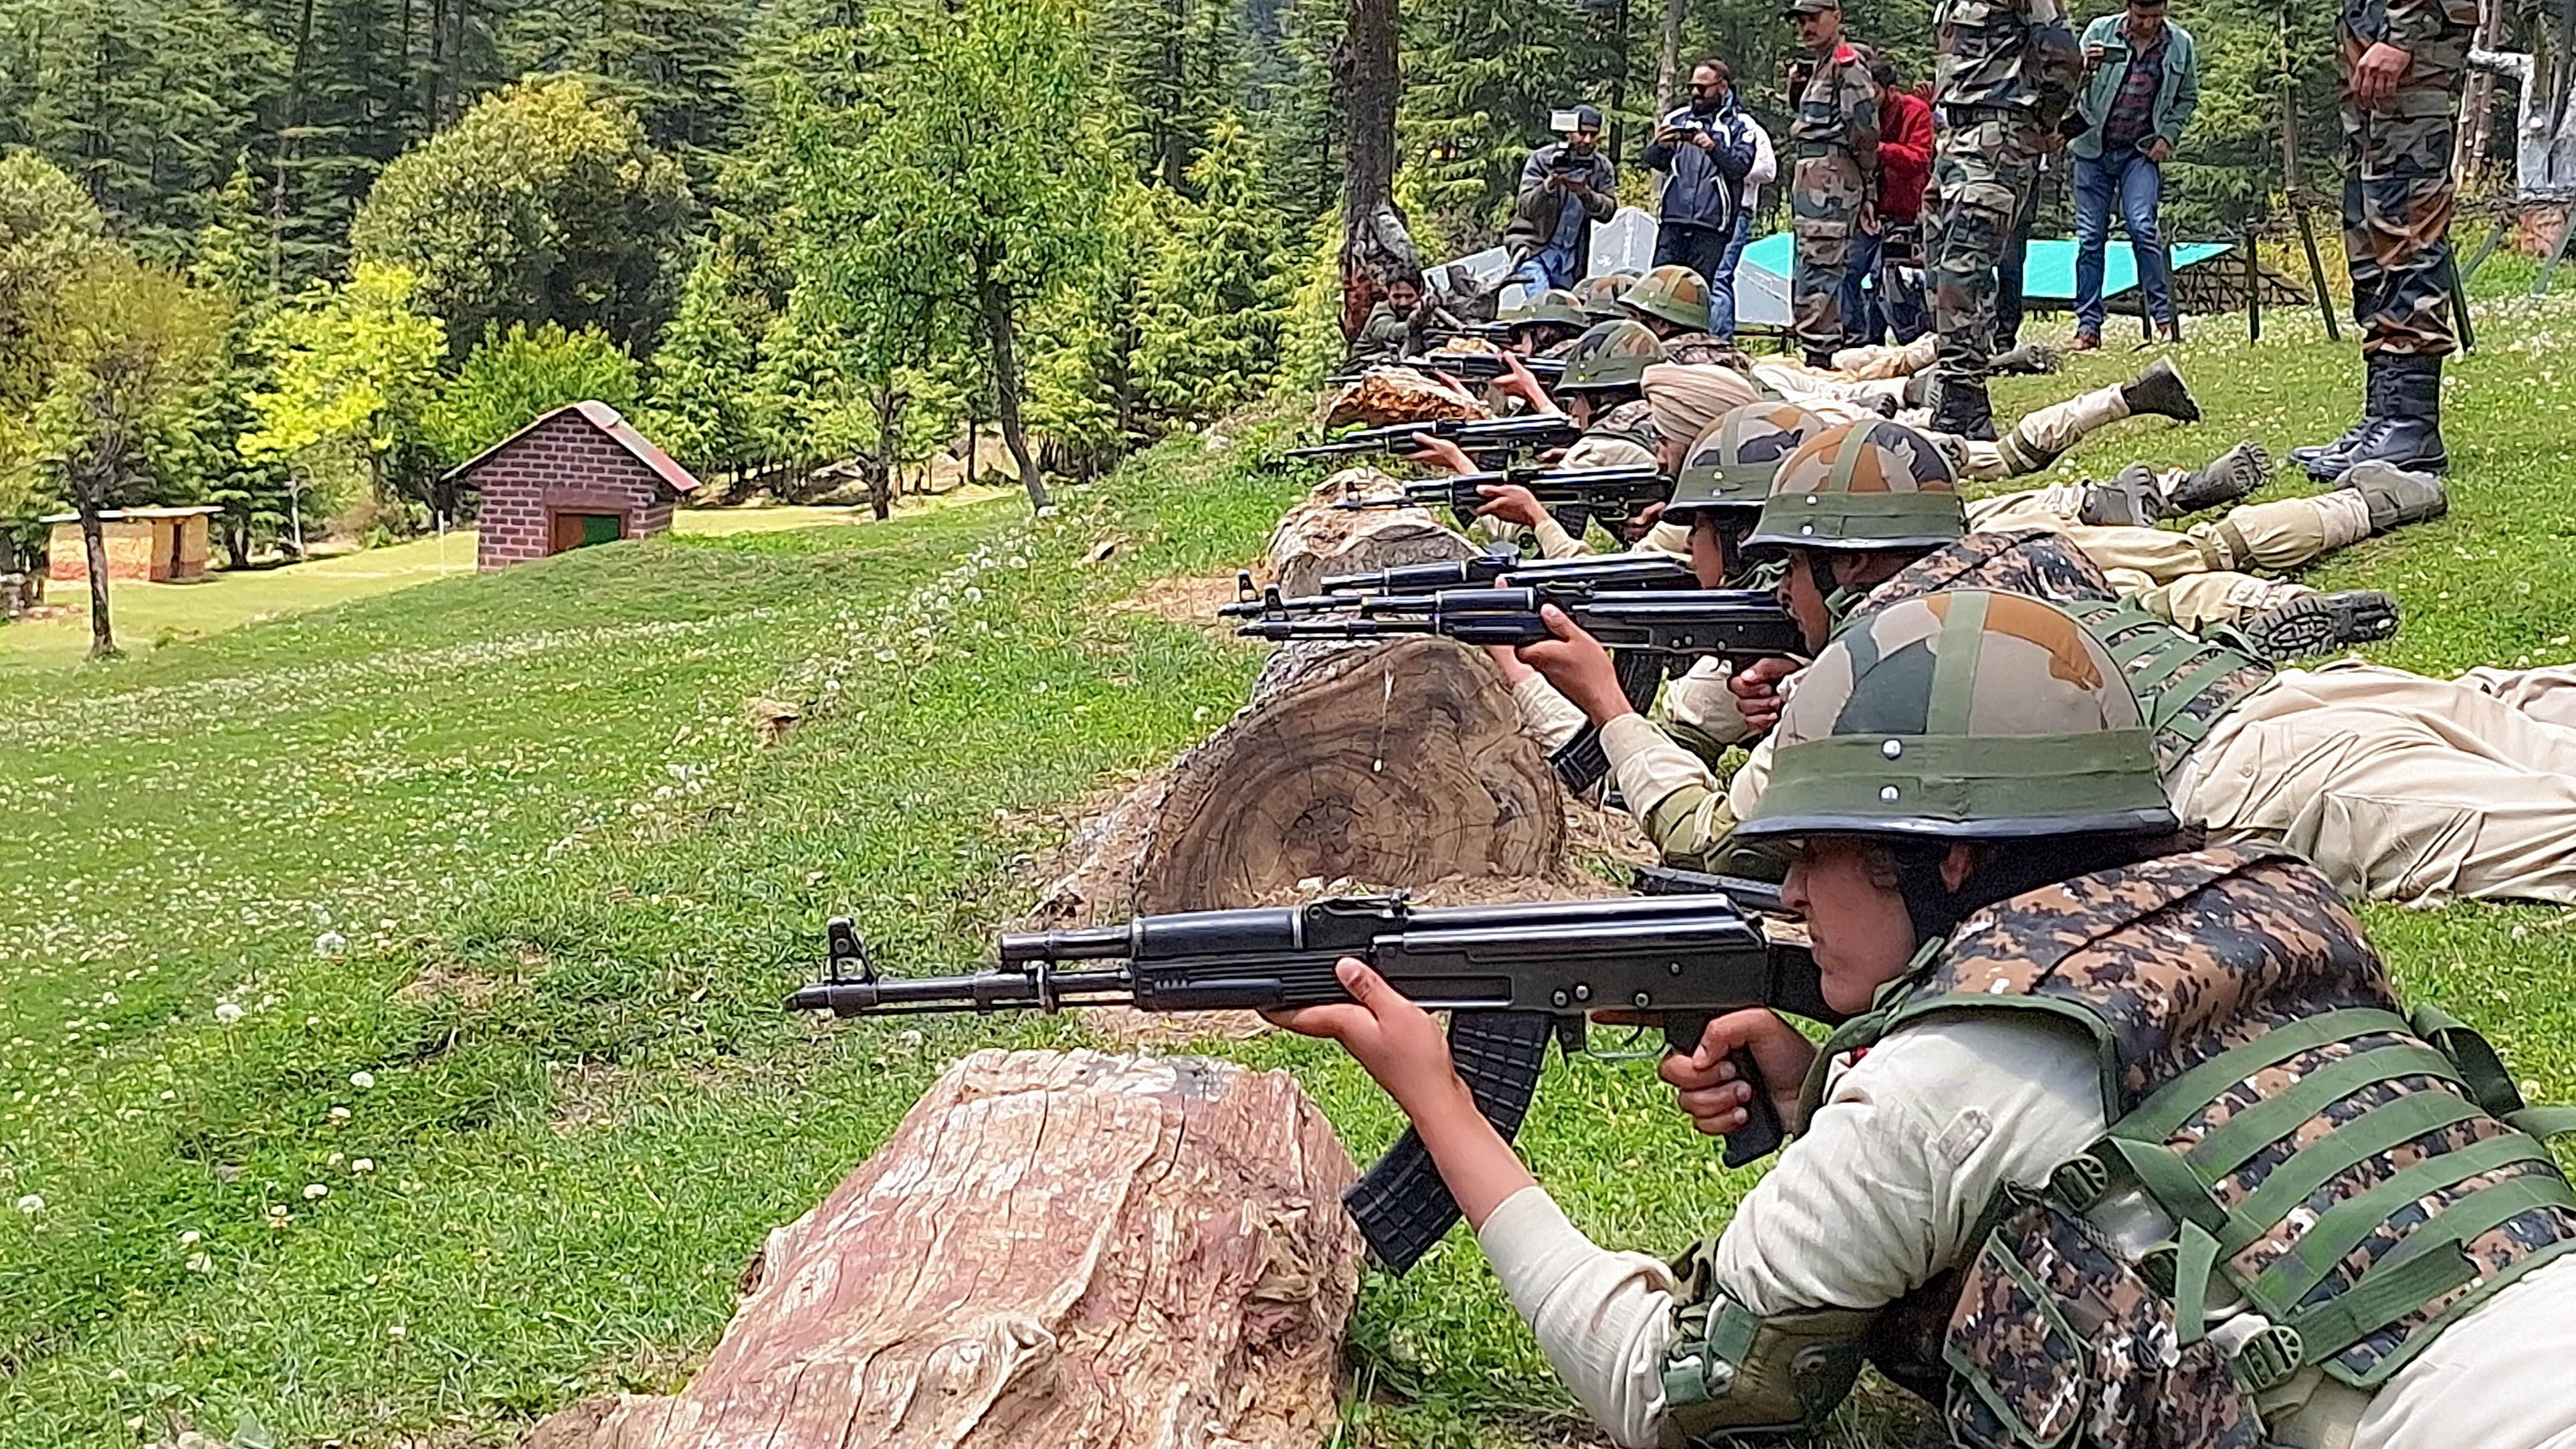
349, 1070, 375, 1090
213, 1002, 244, 1026
13, 1193, 41, 1214
302, 1183, 328, 1200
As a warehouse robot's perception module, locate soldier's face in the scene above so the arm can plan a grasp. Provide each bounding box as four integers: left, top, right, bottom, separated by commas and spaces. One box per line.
1781, 551, 1835, 650
1781, 839, 1919, 1011
1686, 515, 1740, 587
1791, 8, 1840, 50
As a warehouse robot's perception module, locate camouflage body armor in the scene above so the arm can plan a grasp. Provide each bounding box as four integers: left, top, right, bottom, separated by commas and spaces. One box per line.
1809, 844, 2576, 1448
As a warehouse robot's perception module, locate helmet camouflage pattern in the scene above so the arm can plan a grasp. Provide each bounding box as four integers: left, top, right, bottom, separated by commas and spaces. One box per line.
1619, 264, 1713, 332
1666, 402, 1828, 518
1572, 273, 1639, 320
1557, 320, 1669, 393
1735, 590, 2179, 842
1505, 288, 1590, 332
1744, 419, 1966, 553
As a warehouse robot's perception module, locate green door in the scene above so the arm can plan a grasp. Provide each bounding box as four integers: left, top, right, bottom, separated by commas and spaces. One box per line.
551, 512, 626, 553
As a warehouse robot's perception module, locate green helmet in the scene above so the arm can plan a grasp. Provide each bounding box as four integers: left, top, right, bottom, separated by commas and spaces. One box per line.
1735, 589, 2180, 843
1666, 403, 1828, 519
1744, 419, 1966, 554
1572, 273, 1637, 321
1557, 320, 1669, 393
1504, 288, 1590, 333
1619, 264, 1713, 332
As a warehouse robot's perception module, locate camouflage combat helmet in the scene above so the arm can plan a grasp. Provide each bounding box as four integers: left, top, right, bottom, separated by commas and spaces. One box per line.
1666, 403, 1829, 519
1571, 273, 1636, 321
1557, 320, 1669, 393
1735, 590, 2180, 842
1504, 288, 1590, 334
1619, 264, 1714, 333
1743, 419, 1966, 553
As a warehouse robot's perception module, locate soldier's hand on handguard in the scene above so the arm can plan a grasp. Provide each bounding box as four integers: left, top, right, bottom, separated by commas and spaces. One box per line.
1623, 501, 1668, 545
1492, 353, 1559, 413
1730, 655, 1801, 735
1263, 958, 1463, 1117
1658, 1010, 1817, 1141
1473, 482, 1555, 530
2351, 42, 2411, 107
1516, 604, 1632, 723
1405, 433, 1482, 476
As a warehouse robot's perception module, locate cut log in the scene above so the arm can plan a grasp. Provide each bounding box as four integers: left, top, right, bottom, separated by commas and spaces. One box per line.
1320, 368, 1489, 429
1264, 469, 1478, 600
1134, 636, 1564, 913
521, 1049, 1362, 1449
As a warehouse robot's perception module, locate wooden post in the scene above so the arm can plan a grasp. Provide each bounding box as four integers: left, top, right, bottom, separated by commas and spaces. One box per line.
522, 1050, 1363, 1449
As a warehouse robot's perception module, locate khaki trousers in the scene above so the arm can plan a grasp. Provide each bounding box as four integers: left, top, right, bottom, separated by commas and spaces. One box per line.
2177, 662, 2576, 904
1965, 489, 2376, 625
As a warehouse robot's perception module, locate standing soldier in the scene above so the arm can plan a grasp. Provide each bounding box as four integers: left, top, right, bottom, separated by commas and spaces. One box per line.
2291, 0, 2479, 479
1783, 0, 1880, 371
1922, 0, 2083, 440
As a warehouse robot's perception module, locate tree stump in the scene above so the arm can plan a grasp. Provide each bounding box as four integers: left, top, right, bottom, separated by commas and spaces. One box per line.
1264, 470, 1478, 600
1320, 369, 1488, 429
1133, 636, 1563, 912
522, 1049, 1362, 1449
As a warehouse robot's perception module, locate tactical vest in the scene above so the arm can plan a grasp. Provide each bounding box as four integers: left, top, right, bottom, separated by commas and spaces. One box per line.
2060, 595, 2274, 779
1802, 846, 2576, 1449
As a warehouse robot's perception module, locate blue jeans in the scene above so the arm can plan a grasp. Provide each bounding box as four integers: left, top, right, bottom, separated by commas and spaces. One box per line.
1840, 226, 1930, 348
1510, 199, 1591, 292
1651, 213, 1752, 338
2073, 145, 2174, 335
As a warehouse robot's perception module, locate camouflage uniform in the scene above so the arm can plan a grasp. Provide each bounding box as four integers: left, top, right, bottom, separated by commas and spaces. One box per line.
1787, 43, 1880, 365
2341, 0, 2478, 359
1924, 0, 2082, 415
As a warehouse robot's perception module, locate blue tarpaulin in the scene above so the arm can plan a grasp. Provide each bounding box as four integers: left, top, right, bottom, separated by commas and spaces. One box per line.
1729, 233, 2233, 327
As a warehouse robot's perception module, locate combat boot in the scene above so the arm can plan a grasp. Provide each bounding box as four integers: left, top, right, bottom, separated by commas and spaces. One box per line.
1990, 340, 2062, 375
2162, 441, 2274, 514
2076, 464, 2166, 526
1929, 373, 1997, 442
2238, 589, 2403, 662
2341, 459, 2448, 532
2333, 354, 2448, 476
2119, 357, 2200, 423
2292, 355, 2385, 479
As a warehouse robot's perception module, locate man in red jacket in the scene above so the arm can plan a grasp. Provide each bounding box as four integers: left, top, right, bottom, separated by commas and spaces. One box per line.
1842, 54, 1934, 346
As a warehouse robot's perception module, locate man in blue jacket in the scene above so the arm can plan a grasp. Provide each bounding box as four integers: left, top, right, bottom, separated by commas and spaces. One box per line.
2069, 0, 2197, 349
1645, 60, 1774, 341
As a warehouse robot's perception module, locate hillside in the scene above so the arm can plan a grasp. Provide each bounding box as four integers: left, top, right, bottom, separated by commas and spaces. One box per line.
7, 310, 2576, 1448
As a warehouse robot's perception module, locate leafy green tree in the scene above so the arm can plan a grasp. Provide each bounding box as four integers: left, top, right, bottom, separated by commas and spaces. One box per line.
0, 152, 115, 398
180, 163, 299, 567
349, 76, 694, 351
1397, 0, 1615, 256
243, 261, 448, 524
1136, 117, 1289, 425
22, 254, 224, 657
1094, 0, 1240, 191
1023, 177, 1160, 474
642, 237, 769, 478
427, 321, 640, 465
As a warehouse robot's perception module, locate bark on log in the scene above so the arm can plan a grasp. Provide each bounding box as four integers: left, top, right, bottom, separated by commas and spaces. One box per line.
1133, 636, 1564, 913
1321, 369, 1490, 429
522, 1049, 1362, 1449
1264, 470, 1479, 600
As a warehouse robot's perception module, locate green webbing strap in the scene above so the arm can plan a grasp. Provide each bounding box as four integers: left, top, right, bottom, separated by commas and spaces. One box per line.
2185, 1045, 2466, 1181
2141, 652, 2254, 738
2409, 1004, 2523, 1119
2253, 1131, 2554, 1309
2281, 1173, 2576, 1362
2228, 1092, 2486, 1243
2124, 1008, 2415, 1142
2173, 1220, 2222, 1347
1926, 589, 1989, 735
2097, 1133, 2231, 1234
2122, 635, 2221, 698
2507, 1106, 2576, 1139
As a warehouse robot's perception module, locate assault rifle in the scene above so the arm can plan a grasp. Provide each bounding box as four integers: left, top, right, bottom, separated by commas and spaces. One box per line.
1334, 463, 1671, 530
1219, 552, 1698, 619
1324, 353, 1566, 389
1279, 413, 1583, 466
787, 890, 1838, 1272
1236, 587, 1802, 794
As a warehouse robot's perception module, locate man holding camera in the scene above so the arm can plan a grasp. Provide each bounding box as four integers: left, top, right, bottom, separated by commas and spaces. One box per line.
1647, 60, 1776, 341
1507, 106, 1620, 293
2070, 0, 2197, 349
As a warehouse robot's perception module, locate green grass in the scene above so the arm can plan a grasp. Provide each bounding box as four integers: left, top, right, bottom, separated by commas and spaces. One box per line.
5, 304, 2576, 1449
0, 506, 963, 674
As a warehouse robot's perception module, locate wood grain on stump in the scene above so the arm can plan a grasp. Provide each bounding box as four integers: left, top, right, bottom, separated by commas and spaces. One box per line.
1132, 636, 1563, 913
1320, 369, 1489, 429
521, 1049, 1361, 1449
1265, 470, 1477, 600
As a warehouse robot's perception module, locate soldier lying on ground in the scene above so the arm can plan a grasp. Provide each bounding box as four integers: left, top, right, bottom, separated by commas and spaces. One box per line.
1268, 591, 2576, 1449
1523, 417, 2576, 906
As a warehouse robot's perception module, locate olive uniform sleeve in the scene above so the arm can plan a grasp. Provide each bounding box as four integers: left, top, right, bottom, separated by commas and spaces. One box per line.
1601, 714, 1744, 868
1843, 58, 1882, 186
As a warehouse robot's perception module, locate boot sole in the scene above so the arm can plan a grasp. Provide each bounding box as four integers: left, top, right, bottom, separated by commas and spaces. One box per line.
2169, 442, 2274, 514
2308, 451, 2448, 484
2240, 593, 2401, 662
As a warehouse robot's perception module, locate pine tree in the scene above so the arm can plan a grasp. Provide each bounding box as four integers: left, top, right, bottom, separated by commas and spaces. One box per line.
641, 237, 768, 479
1094, 0, 1241, 192
1136, 118, 1288, 425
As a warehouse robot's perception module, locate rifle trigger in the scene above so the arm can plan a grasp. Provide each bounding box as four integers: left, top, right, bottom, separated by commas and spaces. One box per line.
1554, 1016, 1589, 1056
825, 916, 874, 983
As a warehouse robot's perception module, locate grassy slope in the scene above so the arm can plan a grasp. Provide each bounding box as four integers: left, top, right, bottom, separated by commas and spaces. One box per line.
4, 298, 2575, 1449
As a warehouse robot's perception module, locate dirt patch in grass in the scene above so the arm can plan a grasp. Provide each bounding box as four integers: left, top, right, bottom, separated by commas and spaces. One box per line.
1114, 571, 1251, 634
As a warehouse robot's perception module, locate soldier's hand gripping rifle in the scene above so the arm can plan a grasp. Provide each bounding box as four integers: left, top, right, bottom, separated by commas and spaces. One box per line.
1278, 413, 1584, 466
1236, 586, 1805, 793
787, 890, 1839, 1273
1333, 462, 1672, 533
1217, 550, 1699, 619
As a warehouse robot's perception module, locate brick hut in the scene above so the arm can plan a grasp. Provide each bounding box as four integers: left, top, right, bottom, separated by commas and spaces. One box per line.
453, 401, 700, 571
